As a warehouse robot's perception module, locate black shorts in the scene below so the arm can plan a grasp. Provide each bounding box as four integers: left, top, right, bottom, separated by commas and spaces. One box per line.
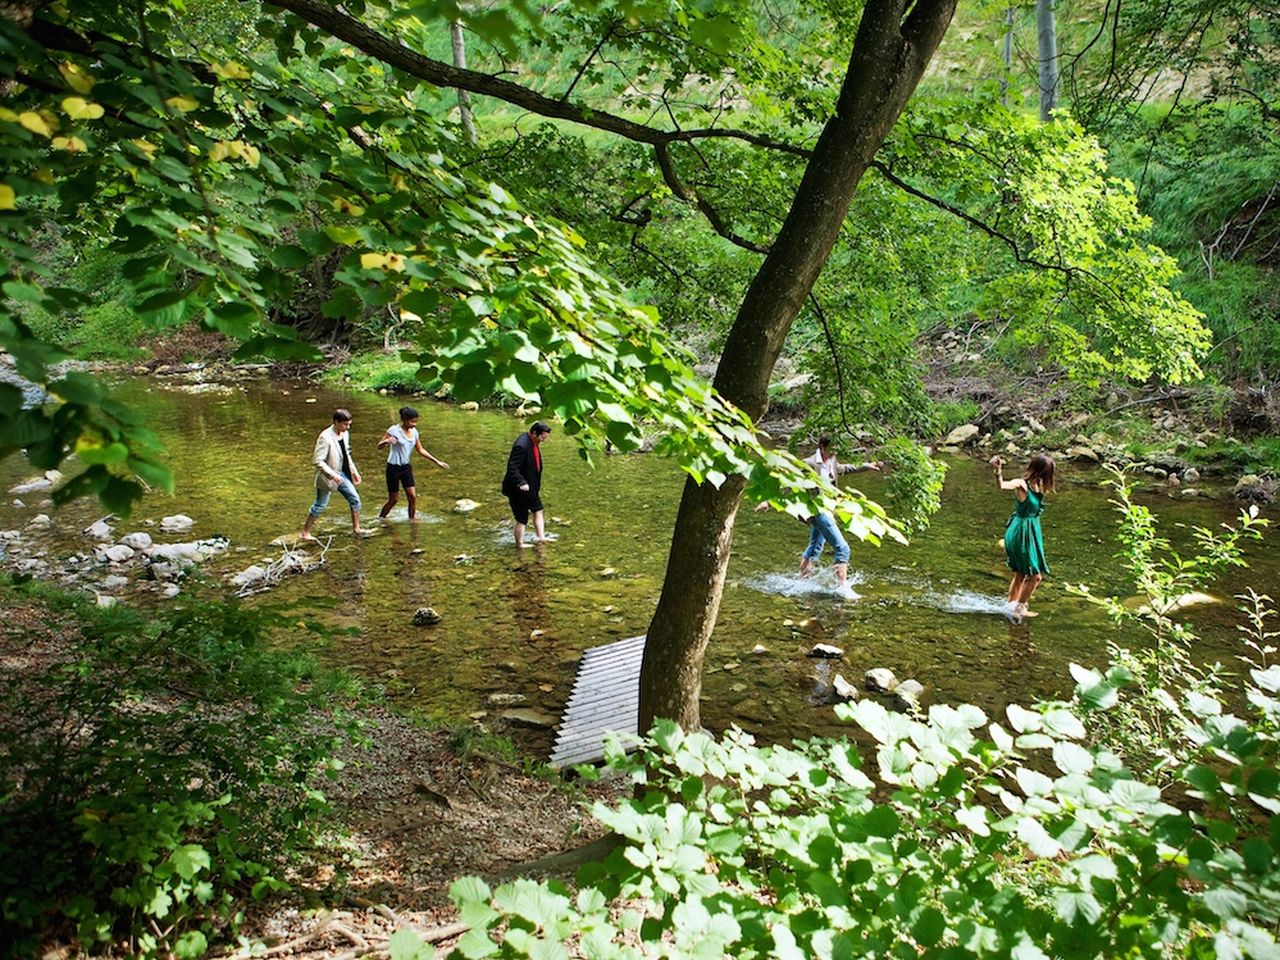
386, 462, 416, 494
507, 491, 543, 524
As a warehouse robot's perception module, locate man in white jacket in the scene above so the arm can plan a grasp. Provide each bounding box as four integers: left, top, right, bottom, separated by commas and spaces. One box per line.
300, 408, 364, 539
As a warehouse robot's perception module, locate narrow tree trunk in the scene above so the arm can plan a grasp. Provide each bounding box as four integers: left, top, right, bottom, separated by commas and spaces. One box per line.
1036, 0, 1059, 120
639, 0, 958, 733
450, 21, 477, 145
1002, 6, 1015, 107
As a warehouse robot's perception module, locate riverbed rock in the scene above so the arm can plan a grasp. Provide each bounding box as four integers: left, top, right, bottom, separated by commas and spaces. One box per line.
832, 674, 860, 703
146, 537, 230, 566
160, 514, 195, 532
894, 679, 925, 709
500, 707, 557, 730
120, 532, 153, 551
95, 543, 135, 564
1234, 474, 1277, 503
229, 565, 268, 589
160, 583, 181, 598
95, 594, 118, 609
453, 499, 479, 513
101, 574, 130, 591
458, 401, 480, 412
9, 476, 51, 495
865, 668, 899, 693
1025, 416, 1045, 433
1183, 467, 1201, 484
27, 514, 51, 529
10, 499, 24, 508
412, 606, 443, 626
1065, 445, 1101, 463
943, 424, 980, 446
84, 519, 113, 539
488, 693, 527, 706
807, 643, 844, 659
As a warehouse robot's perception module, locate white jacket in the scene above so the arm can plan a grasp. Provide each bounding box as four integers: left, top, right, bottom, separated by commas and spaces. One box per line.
312, 425, 359, 489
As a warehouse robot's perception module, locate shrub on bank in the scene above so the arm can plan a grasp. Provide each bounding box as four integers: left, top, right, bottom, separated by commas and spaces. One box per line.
0, 582, 361, 957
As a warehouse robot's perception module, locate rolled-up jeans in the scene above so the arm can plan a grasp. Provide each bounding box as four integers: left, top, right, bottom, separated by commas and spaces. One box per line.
803, 511, 851, 565
309, 476, 361, 517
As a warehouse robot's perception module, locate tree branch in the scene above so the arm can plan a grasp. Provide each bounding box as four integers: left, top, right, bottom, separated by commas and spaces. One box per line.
653, 142, 771, 254
266, 0, 808, 157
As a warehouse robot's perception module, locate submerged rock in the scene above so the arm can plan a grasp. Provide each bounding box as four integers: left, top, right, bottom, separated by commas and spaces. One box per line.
160, 514, 195, 532
453, 499, 479, 513
807, 643, 844, 659
84, 519, 113, 540
412, 606, 443, 626
832, 674, 860, 703
500, 707, 557, 730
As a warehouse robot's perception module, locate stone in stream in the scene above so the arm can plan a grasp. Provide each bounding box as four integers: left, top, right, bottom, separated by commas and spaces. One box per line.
11, 499, 23, 508
95, 543, 135, 564
500, 707, 557, 730
488, 693, 527, 706
807, 643, 845, 659
865, 668, 899, 693
229, 565, 268, 589
832, 674, 860, 703
894, 679, 925, 710
28, 514, 52, 529
412, 606, 443, 626
453, 499, 479, 513
84, 519, 113, 540
160, 514, 195, 532
121, 532, 153, 551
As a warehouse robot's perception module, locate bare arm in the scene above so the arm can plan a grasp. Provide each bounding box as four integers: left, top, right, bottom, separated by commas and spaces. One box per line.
838, 460, 883, 473
989, 456, 1026, 495
377, 430, 394, 448
416, 438, 448, 469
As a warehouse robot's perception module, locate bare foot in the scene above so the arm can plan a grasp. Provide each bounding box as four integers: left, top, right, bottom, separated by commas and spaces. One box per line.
299, 532, 317, 542
1021, 609, 1039, 618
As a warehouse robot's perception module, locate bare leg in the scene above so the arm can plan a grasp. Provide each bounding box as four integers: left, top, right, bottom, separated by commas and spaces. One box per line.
834, 562, 849, 588
300, 514, 318, 540
514, 520, 526, 546
532, 510, 547, 542
1007, 573, 1025, 604
799, 557, 814, 577
1017, 574, 1043, 616
405, 487, 417, 521
379, 491, 399, 518
351, 508, 362, 534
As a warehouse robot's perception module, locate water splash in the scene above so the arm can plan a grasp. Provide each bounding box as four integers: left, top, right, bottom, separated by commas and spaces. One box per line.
740, 569, 865, 599
919, 588, 1013, 616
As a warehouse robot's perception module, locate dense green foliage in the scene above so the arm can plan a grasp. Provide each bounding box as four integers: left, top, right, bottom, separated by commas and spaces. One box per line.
0, 583, 361, 957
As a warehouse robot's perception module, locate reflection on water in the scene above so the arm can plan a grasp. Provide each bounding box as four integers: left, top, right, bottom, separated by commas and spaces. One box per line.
0, 374, 1275, 750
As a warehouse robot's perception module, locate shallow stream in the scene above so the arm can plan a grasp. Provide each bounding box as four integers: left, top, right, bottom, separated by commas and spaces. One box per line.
2, 375, 1275, 751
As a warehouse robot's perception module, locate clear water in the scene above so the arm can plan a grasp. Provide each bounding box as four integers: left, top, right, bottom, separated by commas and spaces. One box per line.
2, 375, 1275, 750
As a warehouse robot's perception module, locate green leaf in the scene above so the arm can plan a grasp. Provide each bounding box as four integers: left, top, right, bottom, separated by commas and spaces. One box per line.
389, 928, 435, 960
171, 843, 211, 880
863, 805, 899, 838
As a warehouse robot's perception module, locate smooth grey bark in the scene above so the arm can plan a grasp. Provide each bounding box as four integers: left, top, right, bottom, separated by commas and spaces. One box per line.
1037, 0, 1060, 120
1002, 7, 1015, 106
449, 21, 477, 145
637, 0, 958, 733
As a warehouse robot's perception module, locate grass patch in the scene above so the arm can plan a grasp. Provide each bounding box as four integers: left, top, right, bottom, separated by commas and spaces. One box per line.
327, 350, 438, 394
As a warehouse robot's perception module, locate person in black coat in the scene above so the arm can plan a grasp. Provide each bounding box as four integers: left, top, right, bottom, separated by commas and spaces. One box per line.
502, 420, 552, 545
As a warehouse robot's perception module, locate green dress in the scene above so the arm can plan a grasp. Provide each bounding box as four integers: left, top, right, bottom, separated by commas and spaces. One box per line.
1004, 486, 1049, 576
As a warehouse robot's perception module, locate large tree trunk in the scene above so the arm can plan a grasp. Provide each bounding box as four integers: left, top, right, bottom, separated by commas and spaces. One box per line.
638, 0, 957, 732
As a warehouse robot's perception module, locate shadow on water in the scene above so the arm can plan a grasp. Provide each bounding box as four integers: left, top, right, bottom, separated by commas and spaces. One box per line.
1, 374, 1275, 751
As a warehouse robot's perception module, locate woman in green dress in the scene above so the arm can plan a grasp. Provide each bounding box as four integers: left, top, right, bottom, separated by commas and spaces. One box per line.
989, 453, 1055, 620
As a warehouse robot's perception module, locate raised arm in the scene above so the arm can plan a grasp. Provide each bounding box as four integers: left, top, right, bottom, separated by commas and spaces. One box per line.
989, 455, 1024, 492
377, 430, 394, 448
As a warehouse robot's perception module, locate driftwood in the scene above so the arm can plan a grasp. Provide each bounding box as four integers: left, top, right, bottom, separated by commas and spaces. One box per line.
233, 537, 332, 597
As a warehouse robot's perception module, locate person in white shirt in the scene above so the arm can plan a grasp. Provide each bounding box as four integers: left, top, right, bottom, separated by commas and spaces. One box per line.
301, 408, 364, 539
376, 406, 449, 521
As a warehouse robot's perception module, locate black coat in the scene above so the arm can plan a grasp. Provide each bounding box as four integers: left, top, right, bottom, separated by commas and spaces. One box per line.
502, 432, 542, 497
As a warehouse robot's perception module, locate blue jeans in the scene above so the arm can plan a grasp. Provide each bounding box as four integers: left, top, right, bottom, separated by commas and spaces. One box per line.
803, 511, 850, 565
309, 476, 361, 517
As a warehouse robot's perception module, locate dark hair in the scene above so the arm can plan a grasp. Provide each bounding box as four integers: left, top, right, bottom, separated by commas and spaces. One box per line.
817, 434, 834, 452
399, 406, 419, 421
332, 408, 352, 423
530, 420, 552, 436
1025, 453, 1056, 493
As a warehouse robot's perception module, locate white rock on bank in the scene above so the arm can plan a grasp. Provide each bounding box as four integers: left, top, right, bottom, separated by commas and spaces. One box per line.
84, 519, 113, 539
943, 424, 980, 446
160, 514, 195, 533
95, 543, 135, 564
120, 532, 153, 551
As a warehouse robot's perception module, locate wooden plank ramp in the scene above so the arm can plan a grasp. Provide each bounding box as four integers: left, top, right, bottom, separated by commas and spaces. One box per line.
549, 634, 645, 769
